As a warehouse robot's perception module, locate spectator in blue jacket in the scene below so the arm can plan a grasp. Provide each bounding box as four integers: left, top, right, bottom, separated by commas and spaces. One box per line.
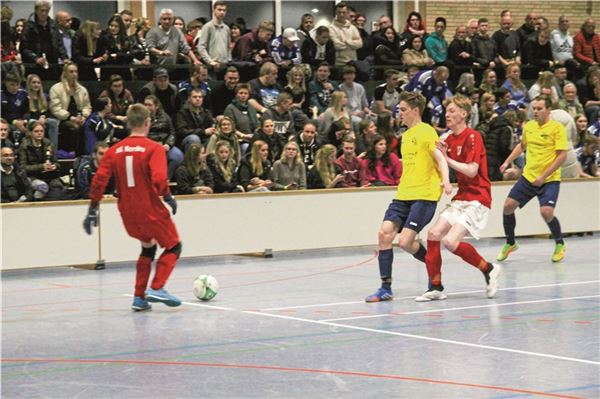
270, 27, 302, 84
83, 97, 115, 155
1, 74, 29, 143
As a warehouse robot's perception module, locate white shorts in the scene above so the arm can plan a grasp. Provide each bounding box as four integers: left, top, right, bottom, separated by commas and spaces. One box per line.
440, 200, 489, 240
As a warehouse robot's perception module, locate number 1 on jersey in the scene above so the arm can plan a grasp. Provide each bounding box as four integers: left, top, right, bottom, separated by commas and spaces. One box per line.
125, 155, 136, 187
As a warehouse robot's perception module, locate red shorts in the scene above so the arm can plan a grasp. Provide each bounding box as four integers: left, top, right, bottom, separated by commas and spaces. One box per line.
122, 217, 180, 249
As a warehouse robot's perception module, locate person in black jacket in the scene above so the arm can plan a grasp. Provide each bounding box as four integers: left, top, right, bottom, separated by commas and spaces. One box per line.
97, 15, 139, 80
206, 141, 244, 193
448, 25, 475, 68
250, 118, 283, 164
238, 140, 273, 192
522, 29, 554, 70
300, 26, 335, 70
17, 121, 64, 200
374, 27, 403, 68
174, 88, 215, 149
174, 143, 214, 195
20, 0, 67, 80
143, 95, 182, 180
1, 145, 32, 203
478, 113, 514, 181
73, 20, 107, 81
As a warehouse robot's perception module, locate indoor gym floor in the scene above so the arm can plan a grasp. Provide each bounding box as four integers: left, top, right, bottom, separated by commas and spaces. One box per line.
2, 236, 599, 399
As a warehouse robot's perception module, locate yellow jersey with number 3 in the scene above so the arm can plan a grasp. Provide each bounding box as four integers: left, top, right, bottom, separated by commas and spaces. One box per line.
521, 119, 568, 184
395, 122, 442, 201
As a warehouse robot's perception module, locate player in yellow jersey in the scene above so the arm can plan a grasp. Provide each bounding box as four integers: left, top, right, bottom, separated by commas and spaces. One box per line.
366, 92, 452, 302
498, 95, 568, 263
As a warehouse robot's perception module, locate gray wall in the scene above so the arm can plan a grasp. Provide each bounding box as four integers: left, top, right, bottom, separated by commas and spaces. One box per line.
226, 1, 274, 31
153, 1, 212, 25
280, 1, 334, 33
346, 1, 393, 34
4, 0, 117, 27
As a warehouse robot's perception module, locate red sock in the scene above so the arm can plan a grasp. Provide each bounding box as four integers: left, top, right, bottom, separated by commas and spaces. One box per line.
425, 240, 442, 285
452, 242, 489, 272
134, 256, 153, 298
151, 251, 177, 290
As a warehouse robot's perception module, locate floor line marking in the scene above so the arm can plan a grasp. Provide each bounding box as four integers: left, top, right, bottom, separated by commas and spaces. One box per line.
259, 280, 600, 311
320, 295, 600, 322
177, 301, 600, 366
0, 358, 587, 399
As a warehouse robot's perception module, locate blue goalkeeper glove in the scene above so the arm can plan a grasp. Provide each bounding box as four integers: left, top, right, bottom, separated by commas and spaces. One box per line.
164, 195, 177, 215
83, 203, 98, 235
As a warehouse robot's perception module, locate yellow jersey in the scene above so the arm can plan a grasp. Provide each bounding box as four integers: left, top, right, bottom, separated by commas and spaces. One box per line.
522, 119, 568, 183
395, 122, 442, 201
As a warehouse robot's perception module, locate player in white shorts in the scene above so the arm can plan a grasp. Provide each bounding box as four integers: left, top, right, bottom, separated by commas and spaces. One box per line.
415, 95, 502, 302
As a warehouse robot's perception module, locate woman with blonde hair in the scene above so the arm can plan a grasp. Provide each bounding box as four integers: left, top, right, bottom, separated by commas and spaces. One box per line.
500, 63, 529, 108
307, 144, 345, 189
25, 73, 58, 149
49, 63, 92, 157
206, 116, 242, 165
174, 143, 214, 195
479, 92, 496, 121
479, 69, 497, 94
528, 70, 559, 105
130, 17, 152, 79
318, 90, 350, 136
272, 141, 306, 190
73, 20, 107, 81
238, 140, 273, 192
284, 64, 309, 115
206, 140, 244, 193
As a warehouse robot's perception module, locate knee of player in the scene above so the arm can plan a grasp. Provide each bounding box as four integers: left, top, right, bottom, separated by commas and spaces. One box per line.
427, 229, 444, 242
166, 242, 183, 259
540, 207, 554, 221
140, 244, 158, 260
397, 236, 413, 251
378, 229, 394, 245
441, 237, 458, 252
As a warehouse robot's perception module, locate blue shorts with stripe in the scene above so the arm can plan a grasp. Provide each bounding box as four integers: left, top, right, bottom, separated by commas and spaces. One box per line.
383, 199, 437, 233
508, 176, 560, 208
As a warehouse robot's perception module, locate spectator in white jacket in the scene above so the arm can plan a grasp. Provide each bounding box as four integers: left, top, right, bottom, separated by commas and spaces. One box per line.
328, 2, 362, 67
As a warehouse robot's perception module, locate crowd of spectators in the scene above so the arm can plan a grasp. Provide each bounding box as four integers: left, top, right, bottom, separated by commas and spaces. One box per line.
1, 1, 600, 203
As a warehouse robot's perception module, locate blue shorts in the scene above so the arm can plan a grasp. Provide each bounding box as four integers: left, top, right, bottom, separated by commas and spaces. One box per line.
383, 199, 437, 233
508, 176, 560, 208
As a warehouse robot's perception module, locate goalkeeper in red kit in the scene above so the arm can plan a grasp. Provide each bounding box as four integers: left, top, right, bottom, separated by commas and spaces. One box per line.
84, 103, 182, 311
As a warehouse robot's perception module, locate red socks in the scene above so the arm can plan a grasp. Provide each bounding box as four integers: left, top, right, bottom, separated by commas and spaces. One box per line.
151, 251, 177, 290
425, 240, 442, 286
134, 256, 153, 298
452, 242, 490, 272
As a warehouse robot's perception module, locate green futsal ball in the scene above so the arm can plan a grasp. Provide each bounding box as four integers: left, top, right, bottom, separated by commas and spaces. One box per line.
193, 275, 218, 301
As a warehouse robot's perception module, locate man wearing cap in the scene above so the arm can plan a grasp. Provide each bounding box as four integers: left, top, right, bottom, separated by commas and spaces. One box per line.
138, 68, 181, 119
270, 27, 302, 82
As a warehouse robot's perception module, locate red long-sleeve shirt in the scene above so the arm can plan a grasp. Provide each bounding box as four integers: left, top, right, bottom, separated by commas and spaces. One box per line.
90, 136, 171, 221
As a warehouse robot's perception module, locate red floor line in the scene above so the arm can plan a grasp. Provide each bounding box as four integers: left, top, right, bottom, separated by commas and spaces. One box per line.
222, 251, 378, 289
2, 253, 378, 306
1, 358, 586, 399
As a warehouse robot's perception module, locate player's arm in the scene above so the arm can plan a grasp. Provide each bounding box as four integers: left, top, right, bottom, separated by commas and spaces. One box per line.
432, 147, 452, 194
447, 158, 479, 178
89, 151, 114, 206
500, 142, 525, 173
532, 150, 567, 186
84, 151, 114, 234
149, 146, 177, 214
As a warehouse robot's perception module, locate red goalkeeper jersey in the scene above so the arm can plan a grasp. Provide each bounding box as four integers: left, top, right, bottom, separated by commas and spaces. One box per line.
90, 136, 172, 221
